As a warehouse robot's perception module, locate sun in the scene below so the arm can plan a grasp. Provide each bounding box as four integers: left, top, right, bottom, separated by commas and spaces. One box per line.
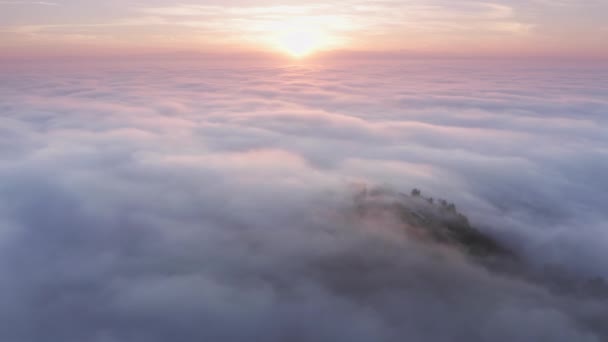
262, 19, 339, 58
275, 29, 325, 57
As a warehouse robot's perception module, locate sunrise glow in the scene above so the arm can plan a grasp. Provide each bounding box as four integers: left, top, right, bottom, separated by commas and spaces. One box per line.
260, 18, 342, 58
1, 2, 607, 59
274, 29, 325, 57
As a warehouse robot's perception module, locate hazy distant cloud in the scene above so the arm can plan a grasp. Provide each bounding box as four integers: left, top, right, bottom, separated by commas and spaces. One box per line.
0, 1, 58, 5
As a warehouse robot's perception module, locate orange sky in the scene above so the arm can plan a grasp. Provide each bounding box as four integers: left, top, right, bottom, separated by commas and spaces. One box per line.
1, 1, 607, 59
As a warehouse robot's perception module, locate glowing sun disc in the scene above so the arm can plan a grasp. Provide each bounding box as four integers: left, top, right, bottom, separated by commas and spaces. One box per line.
275, 30, 324, 57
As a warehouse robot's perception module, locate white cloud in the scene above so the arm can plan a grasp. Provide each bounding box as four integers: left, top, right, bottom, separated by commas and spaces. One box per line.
0, 58, 607, 341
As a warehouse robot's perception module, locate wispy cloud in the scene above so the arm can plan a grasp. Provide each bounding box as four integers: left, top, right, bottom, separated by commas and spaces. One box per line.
0, 1, 59, 5
0, 0, 607, 58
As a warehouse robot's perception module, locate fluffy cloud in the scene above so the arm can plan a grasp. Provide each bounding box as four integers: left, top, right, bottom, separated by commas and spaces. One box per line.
0, 58, 607, 341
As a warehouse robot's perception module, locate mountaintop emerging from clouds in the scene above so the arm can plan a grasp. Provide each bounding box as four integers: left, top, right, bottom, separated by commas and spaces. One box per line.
353, 186, 608, 298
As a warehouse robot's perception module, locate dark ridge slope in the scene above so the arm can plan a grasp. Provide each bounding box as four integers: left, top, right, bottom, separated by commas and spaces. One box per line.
352, 186, 608, 300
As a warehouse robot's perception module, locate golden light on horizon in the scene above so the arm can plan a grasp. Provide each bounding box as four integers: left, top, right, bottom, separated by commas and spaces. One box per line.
261, 18, 344, 58
275, 29, 324, 57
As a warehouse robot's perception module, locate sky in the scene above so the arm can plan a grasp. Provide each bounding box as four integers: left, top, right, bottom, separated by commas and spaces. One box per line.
1, 0, 608, 59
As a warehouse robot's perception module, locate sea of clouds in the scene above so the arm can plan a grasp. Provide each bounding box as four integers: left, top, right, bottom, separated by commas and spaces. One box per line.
0, 58, 607, 341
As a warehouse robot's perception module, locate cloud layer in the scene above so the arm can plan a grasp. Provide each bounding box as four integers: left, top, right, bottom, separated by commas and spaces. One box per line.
0, 59, 607, 341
